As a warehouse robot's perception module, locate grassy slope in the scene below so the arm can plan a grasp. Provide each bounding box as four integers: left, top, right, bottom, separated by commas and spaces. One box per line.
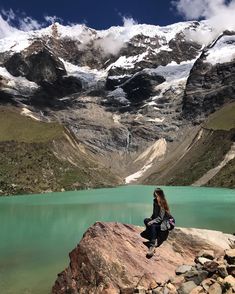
204, 102, 235, 131
204, 102, 235, 188
0, 107, 64, 142
144, 102, 235, 188
0, 107, 121, 196
144, 129, 234, 186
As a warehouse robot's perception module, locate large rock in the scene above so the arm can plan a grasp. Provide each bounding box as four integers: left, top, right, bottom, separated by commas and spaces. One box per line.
52, 222, 235, 294
182, 31, 235, 122
4, 46, 66, 83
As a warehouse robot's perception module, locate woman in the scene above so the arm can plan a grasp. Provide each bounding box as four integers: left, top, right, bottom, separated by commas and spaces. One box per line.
144, 188, 173, 257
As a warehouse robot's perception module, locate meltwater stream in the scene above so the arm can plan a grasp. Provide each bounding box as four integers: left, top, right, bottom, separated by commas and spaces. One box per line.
0, 185, 234, 294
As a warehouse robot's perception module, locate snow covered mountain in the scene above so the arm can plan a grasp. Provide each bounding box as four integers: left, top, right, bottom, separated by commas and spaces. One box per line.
0, 20, 235, 194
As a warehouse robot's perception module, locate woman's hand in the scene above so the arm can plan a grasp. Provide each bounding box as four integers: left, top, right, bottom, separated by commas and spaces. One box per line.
147, 220, 156, 226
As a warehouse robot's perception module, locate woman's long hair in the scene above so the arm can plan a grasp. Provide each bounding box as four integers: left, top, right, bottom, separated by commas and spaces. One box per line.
154, 188, 170, 214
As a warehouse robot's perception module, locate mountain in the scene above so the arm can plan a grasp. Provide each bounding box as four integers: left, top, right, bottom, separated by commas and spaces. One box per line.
0, 20, 234, 195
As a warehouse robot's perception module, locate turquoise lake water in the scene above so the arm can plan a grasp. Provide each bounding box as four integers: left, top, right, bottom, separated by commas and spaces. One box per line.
0, 185, 234, 294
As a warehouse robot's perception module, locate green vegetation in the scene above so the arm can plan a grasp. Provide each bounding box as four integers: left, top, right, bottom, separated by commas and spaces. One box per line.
145, 103, 235, 188
0, 107, 120, 196
207, 157, 235, 188
144, 128, 235, 187
0, 140, 120, 196
0, 107, 63, 143
204, 102, 235, 131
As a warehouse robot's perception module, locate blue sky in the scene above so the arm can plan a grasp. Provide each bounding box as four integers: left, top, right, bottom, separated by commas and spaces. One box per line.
0, 0, 183, 29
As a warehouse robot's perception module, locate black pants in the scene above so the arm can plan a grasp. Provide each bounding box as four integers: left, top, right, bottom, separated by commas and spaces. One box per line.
144, 218, 169, 247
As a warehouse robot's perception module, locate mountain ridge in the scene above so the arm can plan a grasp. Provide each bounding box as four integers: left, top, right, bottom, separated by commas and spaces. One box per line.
0, 20, 234, 194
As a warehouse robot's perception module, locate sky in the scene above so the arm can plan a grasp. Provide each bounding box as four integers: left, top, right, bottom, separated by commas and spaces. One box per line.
0, 0, 235, 34
0, 0, 185, 30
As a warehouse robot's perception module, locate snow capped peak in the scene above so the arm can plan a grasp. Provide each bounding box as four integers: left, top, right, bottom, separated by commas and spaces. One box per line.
205, 32, 235, 65
0, 20, 212, 56
97, 21, 198, 44
0, 15, 20, 39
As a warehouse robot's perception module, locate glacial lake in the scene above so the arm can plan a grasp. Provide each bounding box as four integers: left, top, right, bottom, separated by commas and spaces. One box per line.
0, 185, 234, 294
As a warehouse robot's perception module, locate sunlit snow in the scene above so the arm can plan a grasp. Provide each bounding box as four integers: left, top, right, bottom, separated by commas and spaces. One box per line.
205, 34, 235, 65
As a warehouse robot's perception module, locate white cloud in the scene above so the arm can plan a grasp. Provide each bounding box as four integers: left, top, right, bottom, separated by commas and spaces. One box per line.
94, 34, 125, 56
94, 16, 138, 56
0, 15, 18, 38
122, 16, 138, 27
44, 15, 63, 24
0, 9, 138, 57
173, 0, 235, 45
0, 9, 65, 36
18, 16, 43, 31
1, 8, 16, 22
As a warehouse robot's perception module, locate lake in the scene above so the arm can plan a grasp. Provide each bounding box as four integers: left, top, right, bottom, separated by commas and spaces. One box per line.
0, 185, 234, 294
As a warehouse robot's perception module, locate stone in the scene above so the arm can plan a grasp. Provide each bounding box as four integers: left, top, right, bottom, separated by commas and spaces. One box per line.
201, 278, 216, 291
197, 257, 212, 265
227, 265, 235, 277
176, 265, 193, 275
185, 270, 208, 285
137, 273, 158, 290
195, 264, 203, 270
197, 250, 215, 260
189, 286, 205, 294
178, 281, 197, 294
152, 287, 163, 294
121, 288, 134, 294
134, 286, 146, 294
165, 283, 177, 294
225, 249, 235, 265
208, 282, 222, 294
203, 261, 219, 273
223, 275, 235, 287
217, 265, 228, 278
217, 277, 224, 284
171, 275, 185, 288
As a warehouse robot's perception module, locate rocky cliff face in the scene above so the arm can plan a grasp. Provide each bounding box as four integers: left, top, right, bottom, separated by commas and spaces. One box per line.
183, 31, 235, 123
52, 222, 235, 294
0, 20, 235, 193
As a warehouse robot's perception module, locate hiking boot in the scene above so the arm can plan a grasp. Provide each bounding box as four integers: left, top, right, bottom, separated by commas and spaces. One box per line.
146, 246, 155, 258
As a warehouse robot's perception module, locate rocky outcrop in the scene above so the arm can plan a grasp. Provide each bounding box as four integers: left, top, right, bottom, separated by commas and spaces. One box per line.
183, 31, 235, 122
116, 71, 165, 106
52, 222, 235, 294
4, 46, 66, 83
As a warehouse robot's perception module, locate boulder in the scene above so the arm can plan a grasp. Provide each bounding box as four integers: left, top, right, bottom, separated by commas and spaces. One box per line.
176, 265, 192, 275
223, 275, 235, 287
203, 261, 219, 273
208, 282, 222, 294
197, 249, 215, 260
52, 222, 235, 294
218, 265, 228, 278
189, 286, 204, 294
178, 281, 197, 294
225, 249, 235, 265
196, 257, 212, 265
201, 278, 216, 291
227, 265, 235, 277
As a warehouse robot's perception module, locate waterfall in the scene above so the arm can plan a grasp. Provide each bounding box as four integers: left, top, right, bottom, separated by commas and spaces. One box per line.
126, 130, 131, 150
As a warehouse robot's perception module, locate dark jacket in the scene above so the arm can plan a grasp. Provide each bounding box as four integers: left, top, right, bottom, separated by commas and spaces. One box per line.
151, 199, 171, 231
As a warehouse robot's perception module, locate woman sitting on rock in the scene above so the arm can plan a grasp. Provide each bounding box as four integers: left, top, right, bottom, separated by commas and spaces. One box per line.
144, 188, 174, 258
